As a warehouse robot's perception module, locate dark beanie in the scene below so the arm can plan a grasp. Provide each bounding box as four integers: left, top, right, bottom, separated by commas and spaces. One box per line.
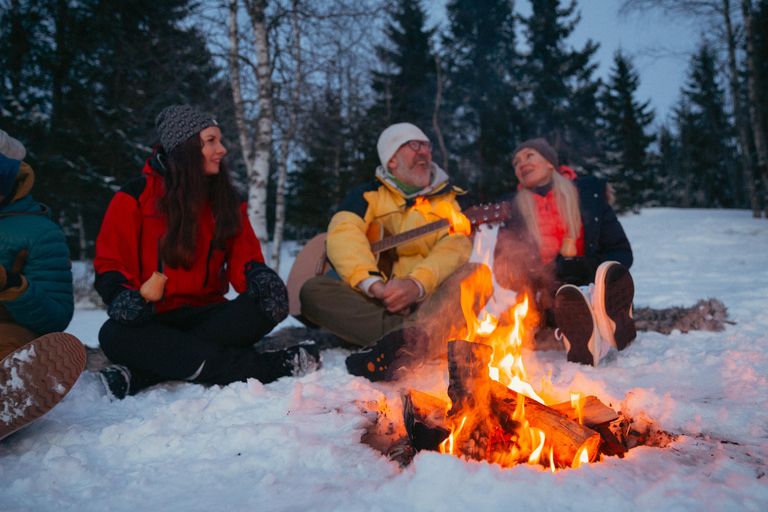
155, 105, 218, 156
513, 138, 558, 169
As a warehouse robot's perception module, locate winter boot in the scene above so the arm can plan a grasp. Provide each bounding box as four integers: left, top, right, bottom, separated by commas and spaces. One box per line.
0, 333, 86, 441
281, 340, 321, 377
345, 326, 428, 382
257, 340, 322, 383
554, 285, 605, 367
99, 364, 132, 401
593, 261, 636, 351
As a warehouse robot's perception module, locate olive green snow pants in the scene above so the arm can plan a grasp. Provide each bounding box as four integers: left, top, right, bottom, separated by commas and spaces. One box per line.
299, 264, 483, 348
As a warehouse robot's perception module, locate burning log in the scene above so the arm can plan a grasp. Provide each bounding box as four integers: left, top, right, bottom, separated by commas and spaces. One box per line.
444, 339, 603, 467
401, 389, 450, 452
548, 396, 619, 429
488, 381, 602, 467
445, 340, 496, 459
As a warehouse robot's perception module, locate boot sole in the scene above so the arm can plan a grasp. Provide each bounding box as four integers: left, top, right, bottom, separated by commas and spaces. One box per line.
0, 333, 86, 441
594, 263, 636, 351
554, 285, 598, 366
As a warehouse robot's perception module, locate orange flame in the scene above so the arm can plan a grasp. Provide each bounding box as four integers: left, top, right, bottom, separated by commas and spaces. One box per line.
440, 416, 468, 456
411, 196, 432, 218
570, 392, 586, 425
571, 443, 591, 468
442, 233, 593, 472
434, 201, 471, 236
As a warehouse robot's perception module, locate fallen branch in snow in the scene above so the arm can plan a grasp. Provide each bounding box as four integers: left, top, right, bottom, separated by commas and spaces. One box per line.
634, 298, 732, 334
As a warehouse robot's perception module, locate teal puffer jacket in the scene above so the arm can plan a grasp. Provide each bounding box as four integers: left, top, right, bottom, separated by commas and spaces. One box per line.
0, 169, 73, 335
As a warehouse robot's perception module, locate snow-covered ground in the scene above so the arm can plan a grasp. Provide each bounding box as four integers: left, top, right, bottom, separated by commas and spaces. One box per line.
2, 208, 768, 511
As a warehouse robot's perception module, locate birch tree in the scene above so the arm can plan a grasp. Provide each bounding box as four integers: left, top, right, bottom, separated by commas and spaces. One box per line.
269, 0, 302, 269
621, 0, 765, 215
240, 0, 274, 245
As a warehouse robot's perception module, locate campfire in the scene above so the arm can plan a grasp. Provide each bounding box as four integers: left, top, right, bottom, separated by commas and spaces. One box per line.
352, 202, 674, 470
399, 264, 632, 471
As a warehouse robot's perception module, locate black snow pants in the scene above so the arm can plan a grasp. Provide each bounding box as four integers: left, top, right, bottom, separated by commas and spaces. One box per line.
99, 293, 289, 389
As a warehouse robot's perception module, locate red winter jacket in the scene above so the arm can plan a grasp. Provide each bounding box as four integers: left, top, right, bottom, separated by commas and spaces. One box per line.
94, 153, 264, 313
533, 190, 585, 264
527, 166, 585, 264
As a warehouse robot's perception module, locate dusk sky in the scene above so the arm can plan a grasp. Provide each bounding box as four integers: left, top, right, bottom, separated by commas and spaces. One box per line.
426, 0, 707, 127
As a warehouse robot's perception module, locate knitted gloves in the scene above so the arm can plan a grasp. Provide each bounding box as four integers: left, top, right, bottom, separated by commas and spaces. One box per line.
244, 261, 288, 326
107, 289, 156, 325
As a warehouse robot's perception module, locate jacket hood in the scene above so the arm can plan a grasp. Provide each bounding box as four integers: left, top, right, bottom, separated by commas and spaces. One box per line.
0, 161, 35, 210
375, 162, 452, 199
143, 144, 168, 179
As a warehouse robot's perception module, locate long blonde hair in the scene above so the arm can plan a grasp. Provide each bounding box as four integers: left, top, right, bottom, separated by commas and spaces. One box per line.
514, 171, 582, 247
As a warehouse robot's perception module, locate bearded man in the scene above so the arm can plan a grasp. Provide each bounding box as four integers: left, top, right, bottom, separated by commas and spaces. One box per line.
300, 123, 472, 382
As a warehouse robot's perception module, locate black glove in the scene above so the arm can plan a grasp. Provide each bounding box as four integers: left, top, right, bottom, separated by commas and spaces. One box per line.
107, 289, 156, 325
244, 261, 288, 325
555, 255, 596, 287
0, 264, 22, 291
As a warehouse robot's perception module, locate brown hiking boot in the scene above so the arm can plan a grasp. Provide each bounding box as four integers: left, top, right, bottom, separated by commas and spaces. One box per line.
0, 333, 86, 441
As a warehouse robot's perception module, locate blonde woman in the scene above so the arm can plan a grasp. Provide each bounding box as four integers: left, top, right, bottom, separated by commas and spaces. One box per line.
495, 138, 635, 367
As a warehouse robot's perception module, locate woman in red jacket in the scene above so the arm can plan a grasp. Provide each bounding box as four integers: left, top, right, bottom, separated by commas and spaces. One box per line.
94, 105, 319, 399
495, 138, 635, 367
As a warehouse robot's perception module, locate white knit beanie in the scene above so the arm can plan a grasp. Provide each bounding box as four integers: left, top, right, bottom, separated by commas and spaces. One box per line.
0, 129, 26, 161
376, 123, 429, 169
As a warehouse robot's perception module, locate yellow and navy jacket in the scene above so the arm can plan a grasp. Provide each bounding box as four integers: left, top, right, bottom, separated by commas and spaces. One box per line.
326, 164, 472, 297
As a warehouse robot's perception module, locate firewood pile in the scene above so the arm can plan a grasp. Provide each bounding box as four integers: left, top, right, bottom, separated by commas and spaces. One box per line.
389, 339, 676, 470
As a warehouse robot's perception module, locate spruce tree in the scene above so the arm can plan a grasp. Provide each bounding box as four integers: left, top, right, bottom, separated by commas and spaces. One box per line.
0, 0, 231, 257
287, 88, 350, 237
370, 0, 437, 131
520, 0, 601, 167
443, 0, 522, 200
599, 50, 655, 211
674, 43, 737, 207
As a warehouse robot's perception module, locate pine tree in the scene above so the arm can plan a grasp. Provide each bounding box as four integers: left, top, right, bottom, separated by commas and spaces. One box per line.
443, 0, 522, 200
520, 0, 601, 167
599, 50, 655, 210
287, 88, 349, 237
674, 43, 737, 207
654, 124, 685, 206
0, 0, 231, 257
370, 0, 437, 131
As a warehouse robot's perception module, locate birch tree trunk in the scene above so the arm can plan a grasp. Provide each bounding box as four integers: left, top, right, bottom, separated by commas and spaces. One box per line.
270, 0, 302, 270
228, 0, 254, 176
741, 0, 768, 217
723, 0, 760, 215
243, 0, 274, 246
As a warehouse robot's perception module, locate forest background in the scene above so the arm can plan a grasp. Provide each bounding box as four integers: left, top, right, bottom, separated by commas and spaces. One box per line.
1, 0, 767, 270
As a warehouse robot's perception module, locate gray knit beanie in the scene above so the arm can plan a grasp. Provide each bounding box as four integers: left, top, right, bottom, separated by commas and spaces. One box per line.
0, 129, 26, 161
513, 138, 558, 169
155, 105, 218, 156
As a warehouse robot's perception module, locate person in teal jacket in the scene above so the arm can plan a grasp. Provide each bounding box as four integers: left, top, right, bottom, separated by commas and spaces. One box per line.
0, 129, 85, 441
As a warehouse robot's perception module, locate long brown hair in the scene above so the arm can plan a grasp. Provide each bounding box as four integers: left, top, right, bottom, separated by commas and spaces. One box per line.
158, 134, 242, 269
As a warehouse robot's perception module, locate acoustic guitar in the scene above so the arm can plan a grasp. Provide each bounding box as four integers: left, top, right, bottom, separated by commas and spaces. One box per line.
286, 202, 512, 317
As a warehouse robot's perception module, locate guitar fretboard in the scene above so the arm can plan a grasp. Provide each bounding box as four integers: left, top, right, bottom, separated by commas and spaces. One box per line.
370, 219, 450, 254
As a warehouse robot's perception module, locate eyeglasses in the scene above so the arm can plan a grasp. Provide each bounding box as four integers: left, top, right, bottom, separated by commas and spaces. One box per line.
405, 140, 433, 153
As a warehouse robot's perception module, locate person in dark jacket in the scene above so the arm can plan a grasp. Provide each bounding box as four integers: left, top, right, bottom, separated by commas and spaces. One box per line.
495, 138, 635, 367
0, 129, 86, 440
93, 105, 319, 400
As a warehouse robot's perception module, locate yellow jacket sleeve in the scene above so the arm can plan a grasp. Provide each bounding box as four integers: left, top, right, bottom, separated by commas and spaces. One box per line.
326, 210, 381, 289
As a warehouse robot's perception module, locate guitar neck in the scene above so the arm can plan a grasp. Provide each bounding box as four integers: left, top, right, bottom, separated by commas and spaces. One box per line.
370, 219, 450, 254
